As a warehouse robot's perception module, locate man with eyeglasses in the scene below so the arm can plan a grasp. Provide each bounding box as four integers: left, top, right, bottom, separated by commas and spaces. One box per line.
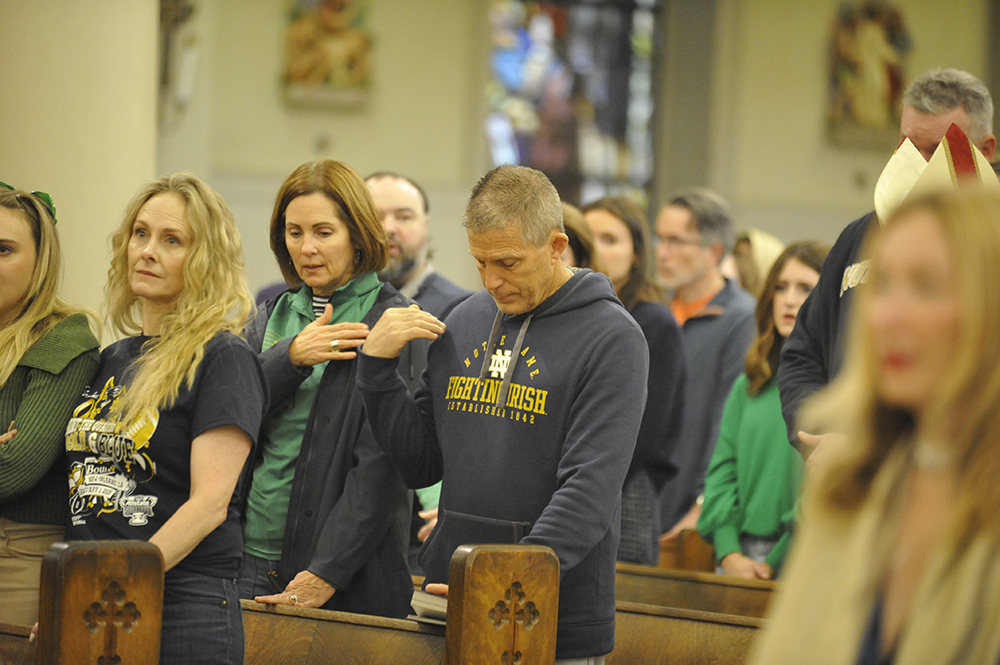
653, 188, 756, 545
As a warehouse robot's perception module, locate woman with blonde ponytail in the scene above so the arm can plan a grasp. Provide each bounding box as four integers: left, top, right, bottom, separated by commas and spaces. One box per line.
0, 184, 99, 625
63, 173, 266, 665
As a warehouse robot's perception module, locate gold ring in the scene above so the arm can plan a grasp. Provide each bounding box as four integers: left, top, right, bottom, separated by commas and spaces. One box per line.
290, 594, 298, 604
330, 339, 340, 351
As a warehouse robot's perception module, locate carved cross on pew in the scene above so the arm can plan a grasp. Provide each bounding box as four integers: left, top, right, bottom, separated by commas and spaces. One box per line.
82, 581, 142, 665
488, 581, 541, 664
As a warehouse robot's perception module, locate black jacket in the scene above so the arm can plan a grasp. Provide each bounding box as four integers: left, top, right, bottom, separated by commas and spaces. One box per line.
242, 283, 428, 618
778, 211, 876, 446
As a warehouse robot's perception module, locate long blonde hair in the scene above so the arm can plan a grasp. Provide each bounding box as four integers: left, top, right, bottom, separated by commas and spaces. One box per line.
802, 187, 1000, 540
0, 188, 96, 386
106, 173, 253, 424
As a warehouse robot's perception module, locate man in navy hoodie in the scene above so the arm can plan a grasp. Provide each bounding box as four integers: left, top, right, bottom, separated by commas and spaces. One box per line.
778, 68, 996, 465
356, 164, 649, 663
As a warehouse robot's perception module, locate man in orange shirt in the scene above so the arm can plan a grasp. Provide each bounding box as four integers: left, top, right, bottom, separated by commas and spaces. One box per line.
654, 188, 756, 541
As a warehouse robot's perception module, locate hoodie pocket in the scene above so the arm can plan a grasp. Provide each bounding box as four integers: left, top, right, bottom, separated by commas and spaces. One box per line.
419, 509, 532, 583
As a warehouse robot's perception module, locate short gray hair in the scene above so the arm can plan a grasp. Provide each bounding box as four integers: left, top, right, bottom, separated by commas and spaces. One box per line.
462, 165, 563, 247
666, 188, 735, 256
903, 68, 993, 143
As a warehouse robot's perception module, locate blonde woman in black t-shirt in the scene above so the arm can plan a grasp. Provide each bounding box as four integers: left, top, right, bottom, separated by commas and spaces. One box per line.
64, 173, 265, 665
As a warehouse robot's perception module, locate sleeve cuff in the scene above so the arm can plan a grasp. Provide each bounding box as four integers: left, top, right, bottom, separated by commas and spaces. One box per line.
712, 526, 742, 563
356, 351, 403, 389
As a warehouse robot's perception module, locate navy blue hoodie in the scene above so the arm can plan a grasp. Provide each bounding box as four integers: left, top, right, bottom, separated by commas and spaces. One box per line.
356, 268, 648, 659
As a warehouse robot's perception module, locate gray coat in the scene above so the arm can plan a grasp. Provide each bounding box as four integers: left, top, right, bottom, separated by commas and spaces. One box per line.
659, 279, 756, 531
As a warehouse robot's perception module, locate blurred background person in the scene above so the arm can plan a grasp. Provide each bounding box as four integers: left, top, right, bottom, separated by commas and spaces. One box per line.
752, 188, 1000, 664
697, 241, 829, 579
560, 201, 601, 271
0, 184, 99, 625
582, 196, 685, 565
732, 228, 785, 298
654, 189, 756, 544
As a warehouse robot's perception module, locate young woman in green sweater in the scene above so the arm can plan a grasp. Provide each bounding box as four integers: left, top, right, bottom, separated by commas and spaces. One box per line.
0, 184, 99, 624
697, 240, 828, 579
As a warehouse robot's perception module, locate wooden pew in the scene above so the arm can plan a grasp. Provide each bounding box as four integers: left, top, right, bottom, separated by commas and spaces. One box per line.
3, 602, 760, 665
608, 601, 761, 665
243, 602, 444, 664
0, 623, 32, 665
246, 544, 560, 665
1, 544, 764, 665
616, 562, 776, 618
658, 528, 716, 571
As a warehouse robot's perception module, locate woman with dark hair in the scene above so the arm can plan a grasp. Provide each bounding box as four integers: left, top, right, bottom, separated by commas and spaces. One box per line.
64, 173, 266, 664
238, 159, 419, 618
0, 185, 99, 625
697, 241, 829, 579
560, 202, 600, 271
582, 196, 685, 565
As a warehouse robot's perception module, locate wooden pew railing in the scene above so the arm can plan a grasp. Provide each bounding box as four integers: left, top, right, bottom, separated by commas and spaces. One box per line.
246, 544, 560, 665
616, 562, 776, 618
1, 542, 766, 665
608, 602, 761, 665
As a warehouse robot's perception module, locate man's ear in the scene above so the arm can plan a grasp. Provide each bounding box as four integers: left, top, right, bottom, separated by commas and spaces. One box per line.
979, 134, 996, 162
550, 231, 569, 261
708, 240, 726, 266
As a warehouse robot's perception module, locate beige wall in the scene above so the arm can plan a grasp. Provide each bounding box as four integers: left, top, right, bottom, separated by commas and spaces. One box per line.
0, 0, 158, 316
710, 0, 990, 243
158, 0, 490, 295
4, 1, 992, 309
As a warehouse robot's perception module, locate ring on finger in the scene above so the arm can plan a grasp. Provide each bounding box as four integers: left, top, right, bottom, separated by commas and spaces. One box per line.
330, 339, 340, 351
290, 594, 299, 604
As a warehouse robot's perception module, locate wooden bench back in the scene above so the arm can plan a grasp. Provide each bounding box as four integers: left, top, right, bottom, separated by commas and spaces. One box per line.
0, 623, 33, 665
658, 528, 716, 571
444, 544, 559, 665
608, 601, 761, 665
243, 602, 444, 664
35, 540, 164, 665
616, 563, 776, 618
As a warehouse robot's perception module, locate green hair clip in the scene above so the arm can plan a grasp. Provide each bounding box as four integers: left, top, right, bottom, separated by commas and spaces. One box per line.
0, 180, 58, 225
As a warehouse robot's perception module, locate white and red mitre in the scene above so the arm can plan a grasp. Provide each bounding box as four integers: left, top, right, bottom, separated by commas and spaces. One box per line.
874, 123, 1000, 223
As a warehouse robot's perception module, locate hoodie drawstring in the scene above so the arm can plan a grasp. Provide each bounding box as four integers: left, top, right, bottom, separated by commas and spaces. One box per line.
478, 309, 534, 410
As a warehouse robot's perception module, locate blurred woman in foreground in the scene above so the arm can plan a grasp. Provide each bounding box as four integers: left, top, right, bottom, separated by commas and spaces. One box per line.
750, 188, 1000, 664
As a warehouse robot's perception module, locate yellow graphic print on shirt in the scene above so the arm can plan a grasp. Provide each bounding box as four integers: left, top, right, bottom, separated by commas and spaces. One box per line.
65, 376, 160, 526
446, 336, 549, 425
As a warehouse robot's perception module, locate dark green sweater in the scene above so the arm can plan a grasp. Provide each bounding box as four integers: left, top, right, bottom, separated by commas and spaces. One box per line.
0, 313, 99, 526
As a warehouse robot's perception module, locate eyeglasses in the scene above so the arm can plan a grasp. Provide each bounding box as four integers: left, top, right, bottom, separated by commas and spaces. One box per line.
0, 180, 58, 225
656, 234, 705, 250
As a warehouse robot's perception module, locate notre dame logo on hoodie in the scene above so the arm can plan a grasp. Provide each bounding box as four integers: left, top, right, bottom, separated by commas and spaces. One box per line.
444, 333, 549, 424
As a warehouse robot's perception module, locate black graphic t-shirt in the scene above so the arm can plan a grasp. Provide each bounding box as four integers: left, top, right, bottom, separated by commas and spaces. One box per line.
65, 332, 266, 578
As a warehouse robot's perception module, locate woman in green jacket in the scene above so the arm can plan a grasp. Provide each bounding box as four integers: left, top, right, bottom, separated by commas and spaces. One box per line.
697, 240, 828, 579
0, 184, 99, 624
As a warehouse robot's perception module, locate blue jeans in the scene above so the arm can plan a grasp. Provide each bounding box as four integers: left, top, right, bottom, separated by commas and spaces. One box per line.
161, 569, 244, 665
237, 552, 283, 600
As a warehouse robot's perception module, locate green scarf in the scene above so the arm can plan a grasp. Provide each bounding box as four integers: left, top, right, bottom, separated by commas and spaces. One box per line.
244, 272, 381, 559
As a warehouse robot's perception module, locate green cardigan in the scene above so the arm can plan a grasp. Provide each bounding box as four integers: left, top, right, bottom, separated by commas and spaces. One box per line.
697, 376, 804, 572
0, 313, 99, 526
